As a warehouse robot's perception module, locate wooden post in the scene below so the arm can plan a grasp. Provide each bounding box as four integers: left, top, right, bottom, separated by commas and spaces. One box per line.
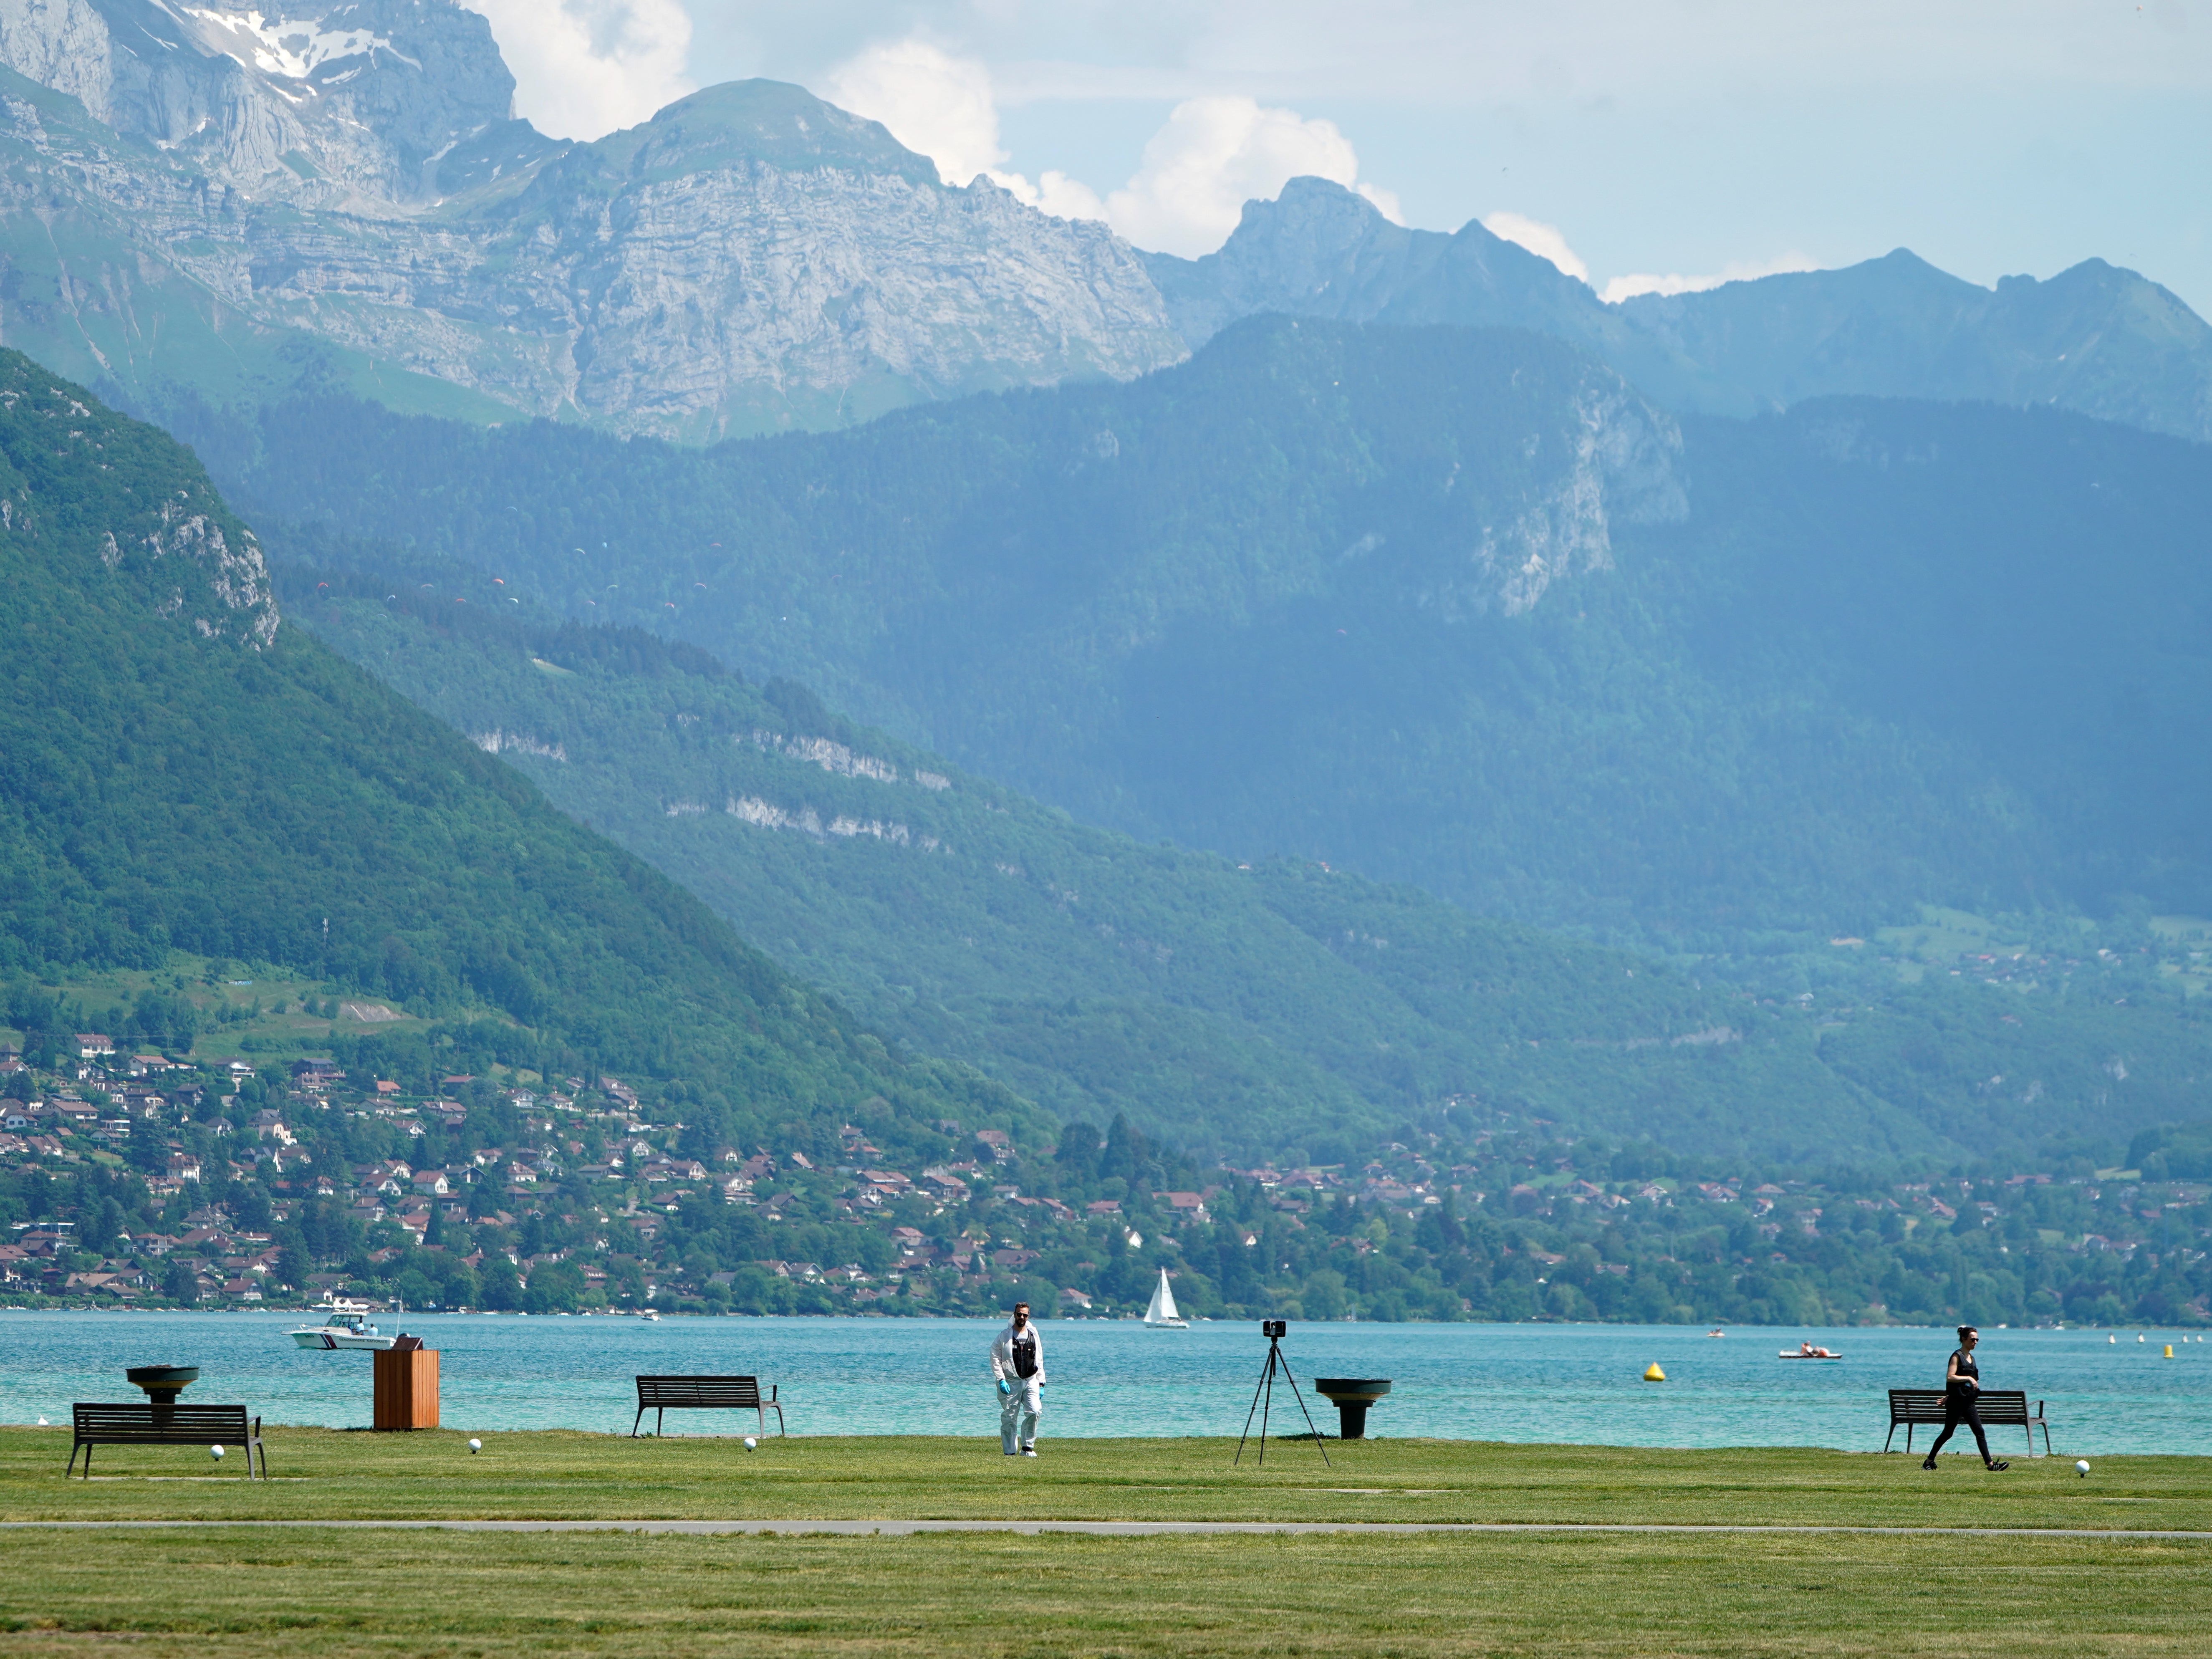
372, 1348, 439, 1430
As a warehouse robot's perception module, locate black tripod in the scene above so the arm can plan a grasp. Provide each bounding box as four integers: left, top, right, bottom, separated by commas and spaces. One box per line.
1235, 1326, 1329, 1467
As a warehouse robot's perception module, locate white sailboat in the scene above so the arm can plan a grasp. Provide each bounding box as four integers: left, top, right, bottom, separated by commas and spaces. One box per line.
1141, 1267, 1188, 1329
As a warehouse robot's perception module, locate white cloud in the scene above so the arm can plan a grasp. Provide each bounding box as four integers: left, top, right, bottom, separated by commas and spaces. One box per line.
823, 38, 1108, 220
1104, 96, 1401, 258
824, 38, 1005, 187
462, 0, 694, 140
1598, 253, 1822, 303
1004, 169, 1111, 222
817, 41, 1406, 251
1480, 212, 1590, 285
1480, 212, 1823, 304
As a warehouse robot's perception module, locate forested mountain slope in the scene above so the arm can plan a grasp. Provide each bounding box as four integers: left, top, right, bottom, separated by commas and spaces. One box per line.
217, 318, 2212, 947
274, 566, 1888, 1162
0, 351, 1029, 1159
272, 554, 2212, 1167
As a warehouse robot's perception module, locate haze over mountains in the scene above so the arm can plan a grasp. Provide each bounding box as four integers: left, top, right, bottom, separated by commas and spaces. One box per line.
0, 2, 2204, 448
276, 550, 2212, 1169
219, 319, 2212, 946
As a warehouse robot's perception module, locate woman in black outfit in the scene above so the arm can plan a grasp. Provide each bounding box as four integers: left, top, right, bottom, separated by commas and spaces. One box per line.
1922, 1325, 2009, 1471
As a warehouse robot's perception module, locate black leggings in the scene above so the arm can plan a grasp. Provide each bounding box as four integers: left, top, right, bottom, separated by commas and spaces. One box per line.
1927, 1392, 1990, 1461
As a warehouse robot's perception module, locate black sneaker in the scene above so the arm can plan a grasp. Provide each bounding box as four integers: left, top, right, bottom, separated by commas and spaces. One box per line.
1922, 1454, 1938, 1470
1985, 1460, 2010, 1472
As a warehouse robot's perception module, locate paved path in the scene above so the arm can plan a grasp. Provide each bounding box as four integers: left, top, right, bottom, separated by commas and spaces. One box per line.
4, 1518, 2209, 1540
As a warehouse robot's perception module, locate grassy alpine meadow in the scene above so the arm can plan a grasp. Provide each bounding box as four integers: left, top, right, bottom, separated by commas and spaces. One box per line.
1, 1425, 2208, 1529
0, 1525, 2207, 1657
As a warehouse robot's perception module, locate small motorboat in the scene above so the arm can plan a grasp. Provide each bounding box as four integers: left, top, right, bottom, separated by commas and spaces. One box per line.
289, 1311, 397, 1350
1778, 1342, 1842, 1360
1705, 1329, 1726, 1338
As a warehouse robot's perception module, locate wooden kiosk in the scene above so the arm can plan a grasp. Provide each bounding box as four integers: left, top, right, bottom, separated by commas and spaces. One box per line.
371, 1338, 440, 1430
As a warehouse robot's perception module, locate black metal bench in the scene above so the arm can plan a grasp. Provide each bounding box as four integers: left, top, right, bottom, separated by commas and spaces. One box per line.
69, 1403, 266, 1479
633, 1375, 784, 1438
1886, 1388, 2050, 1456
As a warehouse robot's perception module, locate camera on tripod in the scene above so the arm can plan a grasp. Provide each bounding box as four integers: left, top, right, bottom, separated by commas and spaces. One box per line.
1237, 1316, 1326, 1467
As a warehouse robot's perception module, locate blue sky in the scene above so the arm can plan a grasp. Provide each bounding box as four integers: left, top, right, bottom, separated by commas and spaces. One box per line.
467, 0, 2212, 313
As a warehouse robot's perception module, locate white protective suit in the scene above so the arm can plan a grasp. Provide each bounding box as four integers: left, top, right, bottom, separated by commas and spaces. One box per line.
990, 1318, 1045, 1453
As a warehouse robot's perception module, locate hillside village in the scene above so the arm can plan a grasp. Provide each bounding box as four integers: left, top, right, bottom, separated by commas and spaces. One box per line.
6, 1030, 2212, 1329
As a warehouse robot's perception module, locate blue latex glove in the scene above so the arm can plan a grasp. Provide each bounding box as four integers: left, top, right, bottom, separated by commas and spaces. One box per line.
997, 1379, 1011, 1397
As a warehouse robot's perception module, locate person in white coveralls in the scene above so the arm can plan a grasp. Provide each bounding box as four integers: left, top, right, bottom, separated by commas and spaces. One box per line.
990, 1300, 1044, 1455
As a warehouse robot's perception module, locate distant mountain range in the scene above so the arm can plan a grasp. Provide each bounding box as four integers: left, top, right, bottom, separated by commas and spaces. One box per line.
0, 5, 2203, 445
1148, 178, 2212, 446
213, 319, 2212, 946
0, 5, 1179, 440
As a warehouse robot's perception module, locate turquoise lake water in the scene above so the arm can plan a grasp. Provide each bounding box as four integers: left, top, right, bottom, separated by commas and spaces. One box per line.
4, 1311, 2206, 1454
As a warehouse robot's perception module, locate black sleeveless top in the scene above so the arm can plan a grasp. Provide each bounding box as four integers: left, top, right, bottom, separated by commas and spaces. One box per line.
1948, 1348, 1979, 1397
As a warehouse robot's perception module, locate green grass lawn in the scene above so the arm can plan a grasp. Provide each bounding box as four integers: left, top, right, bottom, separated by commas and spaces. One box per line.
7, 1432, 2209, 1655
2, 1427, 2205, 1530
1, 955, 484, 1067
2, 1525, 2206, 1656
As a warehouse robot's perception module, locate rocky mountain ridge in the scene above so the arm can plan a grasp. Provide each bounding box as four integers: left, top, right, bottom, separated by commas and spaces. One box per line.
1151, 177, 2212, 445
0, 5, 1184, 438
0, 3, 2200, 447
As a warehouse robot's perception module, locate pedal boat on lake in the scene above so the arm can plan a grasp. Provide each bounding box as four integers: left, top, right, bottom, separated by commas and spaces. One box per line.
290, 1311, 397, 1350
1141, 1268, 1188, 1329
1779, 1341, 1842, 1360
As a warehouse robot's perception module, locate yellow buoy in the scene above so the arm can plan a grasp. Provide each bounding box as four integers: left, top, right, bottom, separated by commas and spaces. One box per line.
1643, 1362, 1666, 1382
2166, 1344, 2175, 1358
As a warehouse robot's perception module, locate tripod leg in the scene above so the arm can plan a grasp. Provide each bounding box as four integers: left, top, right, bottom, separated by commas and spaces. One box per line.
1281, 1366, 1331, 1467
1258, 1347, 1276, 1466
1235, 1346, 1274, 1465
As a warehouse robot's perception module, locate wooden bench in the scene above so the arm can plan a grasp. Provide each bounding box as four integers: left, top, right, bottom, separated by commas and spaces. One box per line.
633, 1375, 784, 1439
69, 1404, 266, 1479
1886, 1389, 2050, 1457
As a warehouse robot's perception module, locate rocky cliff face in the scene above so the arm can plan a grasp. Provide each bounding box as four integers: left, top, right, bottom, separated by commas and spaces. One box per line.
0, 11, 1187, 438
0, 0, 521, 210
0, 348, 279, 648
1429, 377, 1687, 622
